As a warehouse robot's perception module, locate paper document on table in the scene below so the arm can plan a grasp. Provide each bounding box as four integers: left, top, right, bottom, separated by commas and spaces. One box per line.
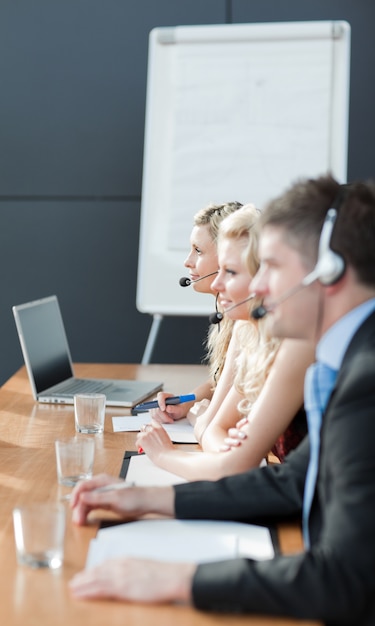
86, 518, 274, 569
126, 453, 188, 486
112, 415, 197, 443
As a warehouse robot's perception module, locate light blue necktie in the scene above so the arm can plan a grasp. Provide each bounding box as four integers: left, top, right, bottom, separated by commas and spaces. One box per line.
302, 361, 337, 548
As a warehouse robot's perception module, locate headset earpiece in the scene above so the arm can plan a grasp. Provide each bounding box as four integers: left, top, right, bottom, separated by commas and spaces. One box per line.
315, 249, 345, 286
310, 186, 348, 287
313, 208, 345, 285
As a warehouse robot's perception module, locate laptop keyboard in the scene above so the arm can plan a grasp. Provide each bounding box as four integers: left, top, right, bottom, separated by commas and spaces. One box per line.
57, 379, 117, 396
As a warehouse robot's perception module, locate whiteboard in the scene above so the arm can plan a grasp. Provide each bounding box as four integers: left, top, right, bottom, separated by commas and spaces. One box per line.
137, 21, 351, 316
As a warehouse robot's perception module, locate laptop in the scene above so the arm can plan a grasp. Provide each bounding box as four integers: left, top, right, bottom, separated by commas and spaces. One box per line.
12, 295, 163, 407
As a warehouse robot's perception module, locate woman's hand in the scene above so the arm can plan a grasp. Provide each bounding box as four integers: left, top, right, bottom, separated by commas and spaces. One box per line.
149, 392, 190, 424
186, 398, 210, 428
136, 421, 175, 463
220, 416, 248, 452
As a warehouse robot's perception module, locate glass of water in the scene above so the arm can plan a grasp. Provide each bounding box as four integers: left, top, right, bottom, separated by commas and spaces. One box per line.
13, 502, 66, 569
55, 437, 95, 487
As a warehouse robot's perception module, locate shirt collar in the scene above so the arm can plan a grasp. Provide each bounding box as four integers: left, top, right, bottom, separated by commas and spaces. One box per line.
317, 298, 375, 371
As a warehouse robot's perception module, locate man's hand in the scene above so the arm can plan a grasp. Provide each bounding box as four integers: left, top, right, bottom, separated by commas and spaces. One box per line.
69, 558, 196, 604
70, 473, 175, 525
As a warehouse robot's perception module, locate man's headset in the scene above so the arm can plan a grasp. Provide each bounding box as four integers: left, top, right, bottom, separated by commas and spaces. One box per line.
309, 184, 348, 286
251, 185, 348, 320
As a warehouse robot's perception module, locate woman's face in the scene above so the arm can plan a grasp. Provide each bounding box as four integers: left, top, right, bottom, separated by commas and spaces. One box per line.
211, 237, 253, 320
184, 224, 218, 294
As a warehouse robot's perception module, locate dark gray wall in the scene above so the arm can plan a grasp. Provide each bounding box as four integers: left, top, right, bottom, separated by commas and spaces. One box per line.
1, 1, 374, 385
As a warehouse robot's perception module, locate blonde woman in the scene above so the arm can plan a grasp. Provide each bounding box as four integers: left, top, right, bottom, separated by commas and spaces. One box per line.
151, 201, 243, 424
136, 207, 314, 480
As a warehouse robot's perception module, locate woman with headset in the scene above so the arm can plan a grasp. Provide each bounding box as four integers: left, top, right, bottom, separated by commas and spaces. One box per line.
136, 207, 314, 480
152, 200, 244, 426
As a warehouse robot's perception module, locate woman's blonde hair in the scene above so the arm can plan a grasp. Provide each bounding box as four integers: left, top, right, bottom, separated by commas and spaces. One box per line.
233, 231, 281, 414
205, 204, 260, 385
234, 324, 280, 415
193, 201, 243, 243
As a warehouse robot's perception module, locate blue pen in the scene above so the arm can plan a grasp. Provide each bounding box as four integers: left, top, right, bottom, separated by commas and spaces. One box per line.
131, 393, 196, 415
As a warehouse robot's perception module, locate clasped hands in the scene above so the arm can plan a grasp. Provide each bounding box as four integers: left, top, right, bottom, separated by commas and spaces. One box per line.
136, 414, 249, 459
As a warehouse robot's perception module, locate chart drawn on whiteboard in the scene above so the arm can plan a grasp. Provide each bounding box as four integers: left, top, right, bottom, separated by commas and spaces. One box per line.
168, 39, 332, 249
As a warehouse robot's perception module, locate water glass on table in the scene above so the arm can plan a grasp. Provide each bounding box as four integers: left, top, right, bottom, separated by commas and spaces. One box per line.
55, 437, 95, 487
74, 393, 106, 434
13, 502, 66, 569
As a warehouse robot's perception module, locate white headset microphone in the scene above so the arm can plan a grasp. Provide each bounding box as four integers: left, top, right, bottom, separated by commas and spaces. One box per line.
251, 205, 346, 320
179, 271, 218, 287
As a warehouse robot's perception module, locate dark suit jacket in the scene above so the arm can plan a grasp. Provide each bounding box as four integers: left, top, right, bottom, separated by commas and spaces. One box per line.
174, 310, 375, 626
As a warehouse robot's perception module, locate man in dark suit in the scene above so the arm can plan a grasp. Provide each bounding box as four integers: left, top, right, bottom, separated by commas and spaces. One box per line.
69, 175, 375, 626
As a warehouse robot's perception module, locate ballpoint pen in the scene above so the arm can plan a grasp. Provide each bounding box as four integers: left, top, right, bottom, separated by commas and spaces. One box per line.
60, 481, 134, 500
92, 481, 135, 493
131, 393, 196, 415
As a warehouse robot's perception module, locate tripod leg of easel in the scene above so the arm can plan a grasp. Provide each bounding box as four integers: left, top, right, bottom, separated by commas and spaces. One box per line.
141, 314, 163, 364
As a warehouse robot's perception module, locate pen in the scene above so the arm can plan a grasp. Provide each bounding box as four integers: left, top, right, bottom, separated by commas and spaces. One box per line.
93, 481, 135, 493
131, 393, 196, 415
60, 481, 134, 501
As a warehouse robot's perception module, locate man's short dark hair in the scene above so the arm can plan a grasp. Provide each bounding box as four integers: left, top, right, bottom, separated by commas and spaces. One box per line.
260, 174, 375, 288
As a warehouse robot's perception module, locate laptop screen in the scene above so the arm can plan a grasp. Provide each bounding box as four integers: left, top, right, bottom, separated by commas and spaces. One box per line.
14, 297, 74, 394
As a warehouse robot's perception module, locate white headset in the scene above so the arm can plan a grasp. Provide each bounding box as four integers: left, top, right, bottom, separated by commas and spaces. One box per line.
302, 187, 347, 287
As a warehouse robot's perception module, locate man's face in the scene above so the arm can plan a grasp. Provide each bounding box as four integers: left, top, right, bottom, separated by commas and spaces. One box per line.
251, 225, 321, 341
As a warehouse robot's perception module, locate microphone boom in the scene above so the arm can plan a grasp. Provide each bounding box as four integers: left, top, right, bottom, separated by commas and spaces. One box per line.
251, 273, 319, 319
209, 294, 256, 324
179, 270, 218, 287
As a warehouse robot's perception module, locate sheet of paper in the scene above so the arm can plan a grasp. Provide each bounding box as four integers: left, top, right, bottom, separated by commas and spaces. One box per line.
126, 454, 187, 486
86, 523, 237, 567
86, 519, 274, 569
112, 415, 197, 443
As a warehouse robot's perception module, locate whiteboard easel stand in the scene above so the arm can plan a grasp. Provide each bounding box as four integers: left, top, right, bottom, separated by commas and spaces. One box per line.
141, 313, 163, 364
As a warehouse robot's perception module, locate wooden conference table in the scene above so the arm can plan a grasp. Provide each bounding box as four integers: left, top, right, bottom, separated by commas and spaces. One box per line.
0, 363, 321, 626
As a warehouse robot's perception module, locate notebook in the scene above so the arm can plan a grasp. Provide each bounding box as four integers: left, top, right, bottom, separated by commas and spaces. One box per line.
12, 295, 163, 407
